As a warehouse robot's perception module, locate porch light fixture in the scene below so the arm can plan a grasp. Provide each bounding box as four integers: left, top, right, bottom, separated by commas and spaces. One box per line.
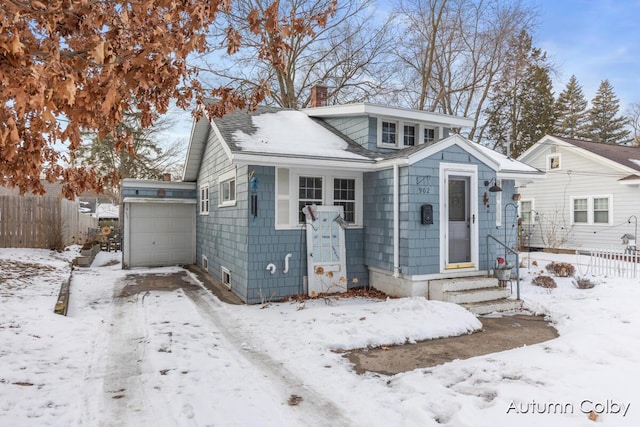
484, 178, 502, 192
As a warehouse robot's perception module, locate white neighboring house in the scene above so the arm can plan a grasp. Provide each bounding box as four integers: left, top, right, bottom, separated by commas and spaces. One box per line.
94, 203, 120, 221
517, 135, 640, 251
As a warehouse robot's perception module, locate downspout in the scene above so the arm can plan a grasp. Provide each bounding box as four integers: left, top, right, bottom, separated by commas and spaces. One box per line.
393, 162, 400, 278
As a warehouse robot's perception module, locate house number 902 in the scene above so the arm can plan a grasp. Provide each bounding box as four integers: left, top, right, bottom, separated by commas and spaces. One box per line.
418, 187, 430, 194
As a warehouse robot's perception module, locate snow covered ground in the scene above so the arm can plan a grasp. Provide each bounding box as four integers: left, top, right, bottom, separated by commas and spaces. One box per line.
0, 247, 638, 426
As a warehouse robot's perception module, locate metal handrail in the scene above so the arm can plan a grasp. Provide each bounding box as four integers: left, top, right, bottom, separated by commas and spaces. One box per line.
486, 234, 520, 300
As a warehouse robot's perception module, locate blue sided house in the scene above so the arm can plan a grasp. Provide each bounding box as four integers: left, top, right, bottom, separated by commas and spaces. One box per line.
171, 89, 545, 312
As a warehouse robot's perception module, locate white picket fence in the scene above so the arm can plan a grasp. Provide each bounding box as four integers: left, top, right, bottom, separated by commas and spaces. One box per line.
587, 248, 639, 279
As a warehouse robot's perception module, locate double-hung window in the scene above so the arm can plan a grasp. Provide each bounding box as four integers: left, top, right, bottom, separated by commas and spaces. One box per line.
424, 127, 435, 144
333, 178, 356, 223
403, 124, 416, 146
572, 198, 588, 224
381, 121, 397, 145
218, 169, 236, 207
200, 185, 209, 214
593, 197, 610, 224
298, 176, 323, 223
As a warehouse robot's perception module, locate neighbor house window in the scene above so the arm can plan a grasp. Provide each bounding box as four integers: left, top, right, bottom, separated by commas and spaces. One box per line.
593, 197, 610, 224
403, 124, 416, 146
333, 178, 356, 223
381, 121, 397, 145
548, 154, 561, 170
218, 169, 236, 206
572, 198, 588, 224
424, 127, 435, 144
298, 176, 323, 223
520, 200, 533, 224
200, 184, 209, 214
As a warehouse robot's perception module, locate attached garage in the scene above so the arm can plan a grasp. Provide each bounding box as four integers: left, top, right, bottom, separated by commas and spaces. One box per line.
122, 180, 197, 268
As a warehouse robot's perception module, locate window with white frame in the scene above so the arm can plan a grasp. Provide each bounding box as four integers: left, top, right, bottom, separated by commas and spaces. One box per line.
276, 168, 362, 228
333, 178, 356, 223
548, 154, 561, 170
424, 127, 435, 144
218, 169, 236, 206
520, 200, 533, 224
593, 197, 610, 224
381, 121, 397, 145
403, 124, 416, 146
298, 176, 323, 223
572, 198, 588, 224
200, 184, 209, 214
221, 267, 231, 289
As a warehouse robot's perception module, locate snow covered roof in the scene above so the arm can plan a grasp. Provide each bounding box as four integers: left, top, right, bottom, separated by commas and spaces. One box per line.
230, 110, 370, 160
94, 203, 119, 219
183, 104, 542, 180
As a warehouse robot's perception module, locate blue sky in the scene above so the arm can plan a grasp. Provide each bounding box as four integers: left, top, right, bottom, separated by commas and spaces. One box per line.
536, 0, 640, 110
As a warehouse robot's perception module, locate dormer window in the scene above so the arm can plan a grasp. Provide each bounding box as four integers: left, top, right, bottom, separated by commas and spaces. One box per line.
403, 124, 416, 146
381, 121, 397, 145
377, 118, 440, 149
424, 127, 435, 144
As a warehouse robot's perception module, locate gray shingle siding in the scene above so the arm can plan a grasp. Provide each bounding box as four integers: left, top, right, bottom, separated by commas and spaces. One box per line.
323, 117, 371, 149
364, 144, 519, 276
196, 130, 249, 300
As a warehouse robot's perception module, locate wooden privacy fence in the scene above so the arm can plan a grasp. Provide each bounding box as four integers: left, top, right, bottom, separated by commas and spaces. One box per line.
587, 248, 639, 279
0, 195, 98, 248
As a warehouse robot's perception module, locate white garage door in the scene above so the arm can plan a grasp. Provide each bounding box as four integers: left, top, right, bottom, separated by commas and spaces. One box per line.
125, 202, 195, 268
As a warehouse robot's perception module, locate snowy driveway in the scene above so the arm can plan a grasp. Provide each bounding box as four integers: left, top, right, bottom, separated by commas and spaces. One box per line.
77, 268, 349, 427
3, 248, 640, 426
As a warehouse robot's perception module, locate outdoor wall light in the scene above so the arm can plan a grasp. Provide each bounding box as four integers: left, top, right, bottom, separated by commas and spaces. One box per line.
484, 178, 502, 192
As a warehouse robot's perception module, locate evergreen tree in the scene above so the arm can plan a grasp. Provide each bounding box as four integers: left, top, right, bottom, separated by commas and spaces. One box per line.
517, 64, 556, 155
554, 75, 589, 138
484, 30, 555, 157
586, 80, 630, 144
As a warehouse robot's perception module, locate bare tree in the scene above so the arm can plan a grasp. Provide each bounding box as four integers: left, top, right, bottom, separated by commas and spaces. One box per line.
199, 0, 395, 108
628, 103, 640, 147
392, 0, 537, 140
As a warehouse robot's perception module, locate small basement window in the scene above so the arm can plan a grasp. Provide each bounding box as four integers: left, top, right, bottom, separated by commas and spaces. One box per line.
202, 255, 208, 271
221, 267, 231, 289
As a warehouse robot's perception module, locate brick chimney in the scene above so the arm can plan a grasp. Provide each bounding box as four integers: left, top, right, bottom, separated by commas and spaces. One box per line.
310, 83, 328, 108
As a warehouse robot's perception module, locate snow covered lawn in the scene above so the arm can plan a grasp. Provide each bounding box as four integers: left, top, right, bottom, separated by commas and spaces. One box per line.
0, 248, 638, 426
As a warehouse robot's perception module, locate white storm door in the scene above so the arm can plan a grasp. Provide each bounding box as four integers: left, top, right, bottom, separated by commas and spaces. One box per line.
440, 164, 478, 272
305, 206, 347, 296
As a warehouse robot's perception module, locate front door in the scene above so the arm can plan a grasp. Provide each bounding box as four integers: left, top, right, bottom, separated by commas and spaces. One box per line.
448, 176, 471, 265
440, 164, 478, 271
305, 206, 347, 296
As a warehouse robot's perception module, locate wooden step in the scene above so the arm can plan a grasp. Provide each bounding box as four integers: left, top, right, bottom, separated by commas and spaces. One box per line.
429, 276, 498, 300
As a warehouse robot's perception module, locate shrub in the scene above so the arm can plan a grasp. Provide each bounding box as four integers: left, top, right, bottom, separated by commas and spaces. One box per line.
573, 277, 597, 289
532, 275, 557, 288
545, 261, 575, 277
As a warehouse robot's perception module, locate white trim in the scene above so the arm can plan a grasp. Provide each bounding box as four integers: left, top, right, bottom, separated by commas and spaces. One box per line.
302, 102, 474, 128
232, 153, 375, 171
121, 179, 196, 190
439, 163, 479, 273
495, 179, 502, 226
122, 197, 197, 204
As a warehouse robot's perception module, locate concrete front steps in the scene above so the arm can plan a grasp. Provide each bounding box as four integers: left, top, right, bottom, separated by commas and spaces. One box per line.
430, 276, 522, 315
